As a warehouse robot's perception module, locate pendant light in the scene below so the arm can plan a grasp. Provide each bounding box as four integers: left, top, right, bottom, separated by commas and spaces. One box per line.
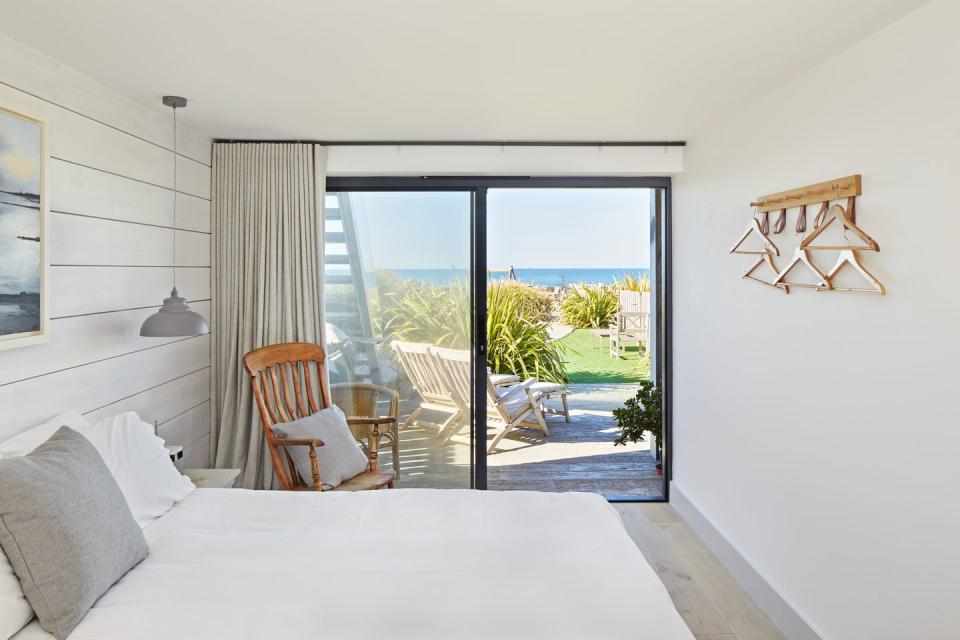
140, 96, 210, 337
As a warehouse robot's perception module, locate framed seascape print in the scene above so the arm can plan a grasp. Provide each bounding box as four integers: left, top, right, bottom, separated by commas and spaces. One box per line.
0, 106, 47, 351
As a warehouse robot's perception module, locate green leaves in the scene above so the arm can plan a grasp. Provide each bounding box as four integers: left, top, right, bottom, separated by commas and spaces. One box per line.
373, 274, 567, 384
559, 284, 619, 328
613, 380, 662, 447
486, 281, 567, 384
614, 272, 650, 293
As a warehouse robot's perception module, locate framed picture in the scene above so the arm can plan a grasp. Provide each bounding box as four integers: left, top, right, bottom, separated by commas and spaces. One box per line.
0, 106, 47, 351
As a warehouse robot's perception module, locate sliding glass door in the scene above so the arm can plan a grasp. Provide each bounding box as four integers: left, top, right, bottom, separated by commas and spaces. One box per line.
485, 187, 662, 498
323, 190, 474, 488
324, 178, 670, 500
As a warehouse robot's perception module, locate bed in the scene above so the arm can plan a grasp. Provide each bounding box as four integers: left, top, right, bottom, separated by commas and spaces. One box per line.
12, 488, 693, 639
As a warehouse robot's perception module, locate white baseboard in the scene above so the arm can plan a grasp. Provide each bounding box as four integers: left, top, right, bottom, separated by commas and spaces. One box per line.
669, 483, 824, 640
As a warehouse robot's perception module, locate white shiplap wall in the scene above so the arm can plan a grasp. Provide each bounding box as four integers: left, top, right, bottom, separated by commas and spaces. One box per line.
0, 34, 212, 467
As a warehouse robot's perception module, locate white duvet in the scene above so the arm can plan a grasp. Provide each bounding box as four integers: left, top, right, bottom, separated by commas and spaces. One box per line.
16, 489, 693, 640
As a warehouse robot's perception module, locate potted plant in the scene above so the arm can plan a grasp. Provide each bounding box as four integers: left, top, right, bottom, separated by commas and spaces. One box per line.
612, 380, 663, 475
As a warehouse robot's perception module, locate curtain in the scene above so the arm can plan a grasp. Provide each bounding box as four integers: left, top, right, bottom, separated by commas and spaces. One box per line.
210, 143, 327, 489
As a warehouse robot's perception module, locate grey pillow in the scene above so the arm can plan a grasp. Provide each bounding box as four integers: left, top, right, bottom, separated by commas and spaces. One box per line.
272, 405, 369, 489
0, 427, 148, 640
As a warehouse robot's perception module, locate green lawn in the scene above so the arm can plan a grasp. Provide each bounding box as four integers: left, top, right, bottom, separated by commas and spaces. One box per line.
559, 328, 650, 384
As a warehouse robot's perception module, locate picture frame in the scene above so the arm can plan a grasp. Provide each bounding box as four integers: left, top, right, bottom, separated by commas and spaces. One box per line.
0, 105, 48, 351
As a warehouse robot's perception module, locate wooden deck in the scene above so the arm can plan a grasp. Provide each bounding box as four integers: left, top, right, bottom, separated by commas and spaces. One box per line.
385, 383, 663, 497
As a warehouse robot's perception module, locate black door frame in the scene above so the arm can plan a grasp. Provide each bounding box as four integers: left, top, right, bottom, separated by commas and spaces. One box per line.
326, 176, 672, 502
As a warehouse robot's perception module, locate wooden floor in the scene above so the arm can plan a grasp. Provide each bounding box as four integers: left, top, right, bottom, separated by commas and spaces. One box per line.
615, 503, 785, 640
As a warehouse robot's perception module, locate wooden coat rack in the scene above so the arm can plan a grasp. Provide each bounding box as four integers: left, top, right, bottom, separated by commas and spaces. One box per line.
731, 174, 886, 295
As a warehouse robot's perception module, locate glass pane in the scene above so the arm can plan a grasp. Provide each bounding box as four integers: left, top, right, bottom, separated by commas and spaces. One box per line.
324, 191, 472, 488
486, 188, 661, 498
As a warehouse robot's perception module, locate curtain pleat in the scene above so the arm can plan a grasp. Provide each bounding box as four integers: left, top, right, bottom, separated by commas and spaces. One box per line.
210, 143, 327, 489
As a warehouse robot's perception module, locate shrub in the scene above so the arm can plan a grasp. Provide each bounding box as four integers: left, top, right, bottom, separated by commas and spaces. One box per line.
613, 380, 662, 447
487, 281, 567, 384
493, 280, 554, 322
373, 273, 567, 384
560, 284, 619, 328
614, 272, 650, 293
377, 273, 469, 347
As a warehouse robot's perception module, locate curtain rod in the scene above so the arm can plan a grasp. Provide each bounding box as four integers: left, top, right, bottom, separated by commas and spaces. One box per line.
212, 139, 686, 147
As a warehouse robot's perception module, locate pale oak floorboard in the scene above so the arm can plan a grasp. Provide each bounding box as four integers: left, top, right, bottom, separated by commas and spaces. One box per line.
616, 504, 785, 640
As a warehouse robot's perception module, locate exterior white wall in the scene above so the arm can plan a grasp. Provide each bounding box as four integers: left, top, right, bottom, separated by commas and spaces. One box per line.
0, 34, 213, 466
672, 2, 960, 638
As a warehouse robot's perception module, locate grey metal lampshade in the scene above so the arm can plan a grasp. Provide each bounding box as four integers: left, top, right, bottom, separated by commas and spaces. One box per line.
140, 287, 209, 337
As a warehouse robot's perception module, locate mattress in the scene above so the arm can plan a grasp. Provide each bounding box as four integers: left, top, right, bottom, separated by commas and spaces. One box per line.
15, 488, 693, 639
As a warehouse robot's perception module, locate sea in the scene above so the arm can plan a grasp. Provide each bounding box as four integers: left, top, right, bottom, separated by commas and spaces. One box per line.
390, 267, 650, 287
0, 191, 42, 336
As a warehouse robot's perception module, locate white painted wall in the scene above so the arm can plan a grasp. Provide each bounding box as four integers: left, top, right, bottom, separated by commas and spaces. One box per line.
0, 34, 213, 467
673, 2, 959, 638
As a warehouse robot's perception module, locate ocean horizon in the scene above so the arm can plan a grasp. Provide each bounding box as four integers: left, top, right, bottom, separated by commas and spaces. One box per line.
387, 267, 650, 287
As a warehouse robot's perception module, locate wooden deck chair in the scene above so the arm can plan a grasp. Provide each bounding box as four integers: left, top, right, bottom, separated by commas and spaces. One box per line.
242, 343, 396, 491
391, 340, 462, 442
488, 369, 570, 424
426, 346, 474, 444
428, 346, 549, 453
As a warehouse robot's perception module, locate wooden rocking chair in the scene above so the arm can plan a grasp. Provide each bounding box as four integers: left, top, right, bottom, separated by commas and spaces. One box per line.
243, 342, 396, 491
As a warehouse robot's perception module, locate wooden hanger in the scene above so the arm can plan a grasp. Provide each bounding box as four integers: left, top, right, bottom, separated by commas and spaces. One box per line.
824, 250, 885, 294
730, 218, 780, 256
743, 252, 789, 294
773, 247, 831, 290
800, 203, 879, 251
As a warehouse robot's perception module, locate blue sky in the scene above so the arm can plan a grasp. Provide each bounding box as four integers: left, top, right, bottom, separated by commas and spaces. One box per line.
0, 111, 41, 193
344, 188, 650, 270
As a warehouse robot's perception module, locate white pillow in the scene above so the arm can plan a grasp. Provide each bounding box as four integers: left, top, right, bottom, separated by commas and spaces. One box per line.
0, 410, 92, 639
0, 410, 91, 459
0, 554, 31, 640
272, 406, 369, 489
78, 412, 194, 528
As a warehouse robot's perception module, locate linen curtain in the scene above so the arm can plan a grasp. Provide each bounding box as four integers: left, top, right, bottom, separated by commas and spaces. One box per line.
210, 143, 327, 489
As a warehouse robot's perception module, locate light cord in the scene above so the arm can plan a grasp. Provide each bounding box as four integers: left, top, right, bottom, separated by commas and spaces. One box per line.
172, 105, 177, 291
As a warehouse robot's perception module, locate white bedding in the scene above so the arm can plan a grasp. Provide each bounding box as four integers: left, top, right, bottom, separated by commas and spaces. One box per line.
15, 489, 693, 640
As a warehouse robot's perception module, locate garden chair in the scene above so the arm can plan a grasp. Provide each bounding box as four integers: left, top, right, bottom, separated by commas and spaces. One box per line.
488, 369, 569, 423
609, 311, 649, 358
391, 340, 462, 443
429, 346, 550, 453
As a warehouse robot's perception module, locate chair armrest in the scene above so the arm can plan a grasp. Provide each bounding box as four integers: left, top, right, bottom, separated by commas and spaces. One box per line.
273, 437, 325, 447
346, 418, 395, 473
347, 417, 397, 426
272, 438, 324, 491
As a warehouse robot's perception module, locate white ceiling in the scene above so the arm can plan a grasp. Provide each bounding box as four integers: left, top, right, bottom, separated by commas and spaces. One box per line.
0, 0, 928, 141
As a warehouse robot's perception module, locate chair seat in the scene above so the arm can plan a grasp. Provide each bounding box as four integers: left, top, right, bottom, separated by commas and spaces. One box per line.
329, 469, 396, 491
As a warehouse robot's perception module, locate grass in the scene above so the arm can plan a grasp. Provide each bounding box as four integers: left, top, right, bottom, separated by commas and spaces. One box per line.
558, 329, 650, 384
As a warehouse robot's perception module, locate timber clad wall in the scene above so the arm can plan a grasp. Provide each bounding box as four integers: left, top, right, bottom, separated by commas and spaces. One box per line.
0, 33, 212, 466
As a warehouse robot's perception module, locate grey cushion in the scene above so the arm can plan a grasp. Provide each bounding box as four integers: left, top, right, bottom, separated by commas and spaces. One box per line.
0, 427, 148, 640
272, 406, 369, 489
